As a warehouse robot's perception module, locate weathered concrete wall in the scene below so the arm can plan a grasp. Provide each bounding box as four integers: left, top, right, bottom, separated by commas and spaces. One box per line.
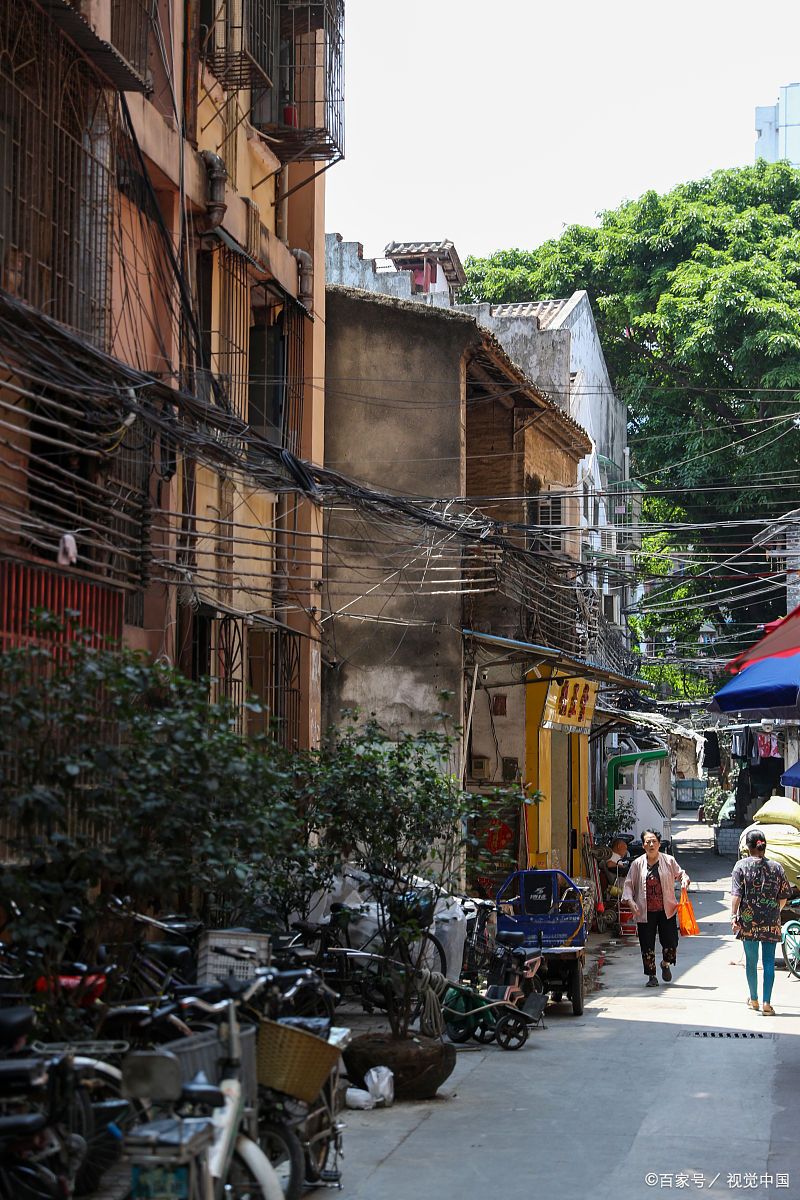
323, 287, 472, 743
458, 293, 626, 472
325, 233, 416, 299
556, 293, 627, 476
459, 303, 571, 410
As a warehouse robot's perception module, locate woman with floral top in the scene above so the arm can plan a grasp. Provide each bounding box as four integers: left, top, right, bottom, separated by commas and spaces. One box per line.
622, 830, 691, 987
731, 829, 790, 1015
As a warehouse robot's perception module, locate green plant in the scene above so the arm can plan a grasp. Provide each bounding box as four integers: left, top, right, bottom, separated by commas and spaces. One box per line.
312, 710, 478, 1039
591, 797, 637, 847
702, 781, 729, 825
0, 613, 297, 1017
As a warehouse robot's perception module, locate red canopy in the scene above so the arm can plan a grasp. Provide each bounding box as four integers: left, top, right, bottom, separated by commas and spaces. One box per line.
728, 606, 800, 674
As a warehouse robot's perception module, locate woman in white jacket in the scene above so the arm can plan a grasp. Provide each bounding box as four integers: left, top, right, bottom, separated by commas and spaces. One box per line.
622, 830, 691, 987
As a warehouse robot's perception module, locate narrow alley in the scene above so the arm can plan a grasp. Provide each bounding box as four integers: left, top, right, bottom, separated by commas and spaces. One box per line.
337, 819, 800, 1200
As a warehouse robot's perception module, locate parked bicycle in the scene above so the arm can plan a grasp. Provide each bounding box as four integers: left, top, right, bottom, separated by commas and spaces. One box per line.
122, 977, 283, 1200
285, 890, 447, 1020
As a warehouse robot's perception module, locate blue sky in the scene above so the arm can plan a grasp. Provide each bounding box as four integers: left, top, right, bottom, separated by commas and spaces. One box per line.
326, 0, 800, 260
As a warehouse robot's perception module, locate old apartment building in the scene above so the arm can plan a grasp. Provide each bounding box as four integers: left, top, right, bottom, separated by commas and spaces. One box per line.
0, 0, 344, 748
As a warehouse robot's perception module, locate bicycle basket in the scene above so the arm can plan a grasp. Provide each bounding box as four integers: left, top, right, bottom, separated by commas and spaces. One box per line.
387, 890, 434, 931
162, 1025, 258, 1110
256, 1019, 340, 1104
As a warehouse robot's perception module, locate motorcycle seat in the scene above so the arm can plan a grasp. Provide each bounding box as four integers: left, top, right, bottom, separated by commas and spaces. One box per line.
146, 943, 194, 971
0, 1112, 48, 1139
496, 931, 526, 948
0, 1058, 47, 1091
0, 1005, 34, 1048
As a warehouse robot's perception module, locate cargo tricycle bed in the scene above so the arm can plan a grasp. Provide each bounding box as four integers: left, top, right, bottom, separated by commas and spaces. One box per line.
495, 869, 588, 1015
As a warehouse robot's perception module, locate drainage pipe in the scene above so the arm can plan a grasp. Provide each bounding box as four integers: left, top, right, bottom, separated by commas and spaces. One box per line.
199, 150, 227, 231
291, 247, 313, 309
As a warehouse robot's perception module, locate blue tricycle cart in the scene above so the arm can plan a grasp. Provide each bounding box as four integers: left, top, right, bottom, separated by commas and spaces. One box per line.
496, 869, 588, 1015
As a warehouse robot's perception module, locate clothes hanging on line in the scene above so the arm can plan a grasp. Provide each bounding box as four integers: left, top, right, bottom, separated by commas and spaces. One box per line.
703, 732, 721, 770
756, 733, 780, 759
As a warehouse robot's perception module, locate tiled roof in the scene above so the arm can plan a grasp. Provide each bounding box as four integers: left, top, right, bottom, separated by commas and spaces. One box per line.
383, 240, 466, 286
490, 298, 569, 329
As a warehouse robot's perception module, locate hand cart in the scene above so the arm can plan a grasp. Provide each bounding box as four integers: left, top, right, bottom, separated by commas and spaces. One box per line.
439, 929, 547, 1049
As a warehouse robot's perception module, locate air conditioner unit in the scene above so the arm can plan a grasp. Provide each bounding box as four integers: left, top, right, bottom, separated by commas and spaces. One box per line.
600, 528, 618, 556
471, 755, 490, 780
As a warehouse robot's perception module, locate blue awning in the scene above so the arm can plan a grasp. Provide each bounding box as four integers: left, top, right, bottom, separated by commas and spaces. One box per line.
782, 760, 800, 789
710, 652, 800, 719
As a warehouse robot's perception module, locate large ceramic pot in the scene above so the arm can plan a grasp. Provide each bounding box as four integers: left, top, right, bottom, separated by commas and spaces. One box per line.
343, 1033, 456, 1101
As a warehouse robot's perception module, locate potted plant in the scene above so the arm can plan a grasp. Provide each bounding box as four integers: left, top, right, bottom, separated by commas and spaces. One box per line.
316, 710, 477, 1100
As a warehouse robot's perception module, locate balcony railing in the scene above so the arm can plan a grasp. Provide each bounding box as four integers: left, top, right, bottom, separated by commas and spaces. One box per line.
110, 0, 156, 86
252, 0, 344, 163
203, 0, 277, 91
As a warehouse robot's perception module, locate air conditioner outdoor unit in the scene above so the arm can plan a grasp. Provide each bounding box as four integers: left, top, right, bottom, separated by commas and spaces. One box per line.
471, 755, 490, 780
600, 528, 618, 555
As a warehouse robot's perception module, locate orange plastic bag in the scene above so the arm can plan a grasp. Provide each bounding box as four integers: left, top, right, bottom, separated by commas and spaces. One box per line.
677, 887, 699, 936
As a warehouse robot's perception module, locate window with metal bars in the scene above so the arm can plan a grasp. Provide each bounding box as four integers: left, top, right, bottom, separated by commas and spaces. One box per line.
527, 493, 563, 554
248, 626, 301, 749
111, 0, 156, 83
248, 296, 304, 454
252, 0, 344, 163
0, 1, 115, 348
200, 0, 277, 90
196, 243, 251, 417
0, 559, 123, 653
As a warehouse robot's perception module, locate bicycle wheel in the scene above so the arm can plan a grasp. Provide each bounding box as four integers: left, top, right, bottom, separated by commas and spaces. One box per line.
226, 1144, 279, 1198
258, 1120, 304, 1200
0, 1163, 62, 1200
782, 921, 800, 979
301, 1075, 340, 1185
282, 980, 336, 1022
393, 931, 447, 1021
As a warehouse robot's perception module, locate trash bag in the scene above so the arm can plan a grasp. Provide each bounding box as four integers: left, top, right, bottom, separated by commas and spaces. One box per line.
677, 887, 700, 936
364, 1065, 394, 1107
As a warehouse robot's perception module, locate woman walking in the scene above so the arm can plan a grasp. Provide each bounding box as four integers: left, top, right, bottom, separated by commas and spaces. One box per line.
622, 830, 691, 987
731, 829, 790, 1015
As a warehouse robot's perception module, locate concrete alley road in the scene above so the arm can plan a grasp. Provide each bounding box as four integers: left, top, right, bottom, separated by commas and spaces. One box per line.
335, 819, 800, 1200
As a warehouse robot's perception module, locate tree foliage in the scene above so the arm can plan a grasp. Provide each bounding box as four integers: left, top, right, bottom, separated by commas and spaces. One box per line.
462, 161, 800, 635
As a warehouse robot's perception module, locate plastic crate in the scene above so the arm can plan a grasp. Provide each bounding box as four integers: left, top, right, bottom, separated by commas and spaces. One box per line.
162, 1025, 257, 1110
196, 930, 271, 985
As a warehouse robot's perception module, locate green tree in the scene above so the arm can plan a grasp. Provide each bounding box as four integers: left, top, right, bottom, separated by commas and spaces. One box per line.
0, 617, 296, 991
463, 161, 800, 643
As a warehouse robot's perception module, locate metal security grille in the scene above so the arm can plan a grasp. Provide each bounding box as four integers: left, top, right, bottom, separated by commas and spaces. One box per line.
215, 245, 250, 418
677, 1031, 777, 1040
0, 559, 124, 652
213, 614, 246, 733
203, 0, 277, 90
111, 0, 156, 83
0, 0, 115, 348
253, 0, 344, 162
248, 294, 304, 454
248, 626, 301, 749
